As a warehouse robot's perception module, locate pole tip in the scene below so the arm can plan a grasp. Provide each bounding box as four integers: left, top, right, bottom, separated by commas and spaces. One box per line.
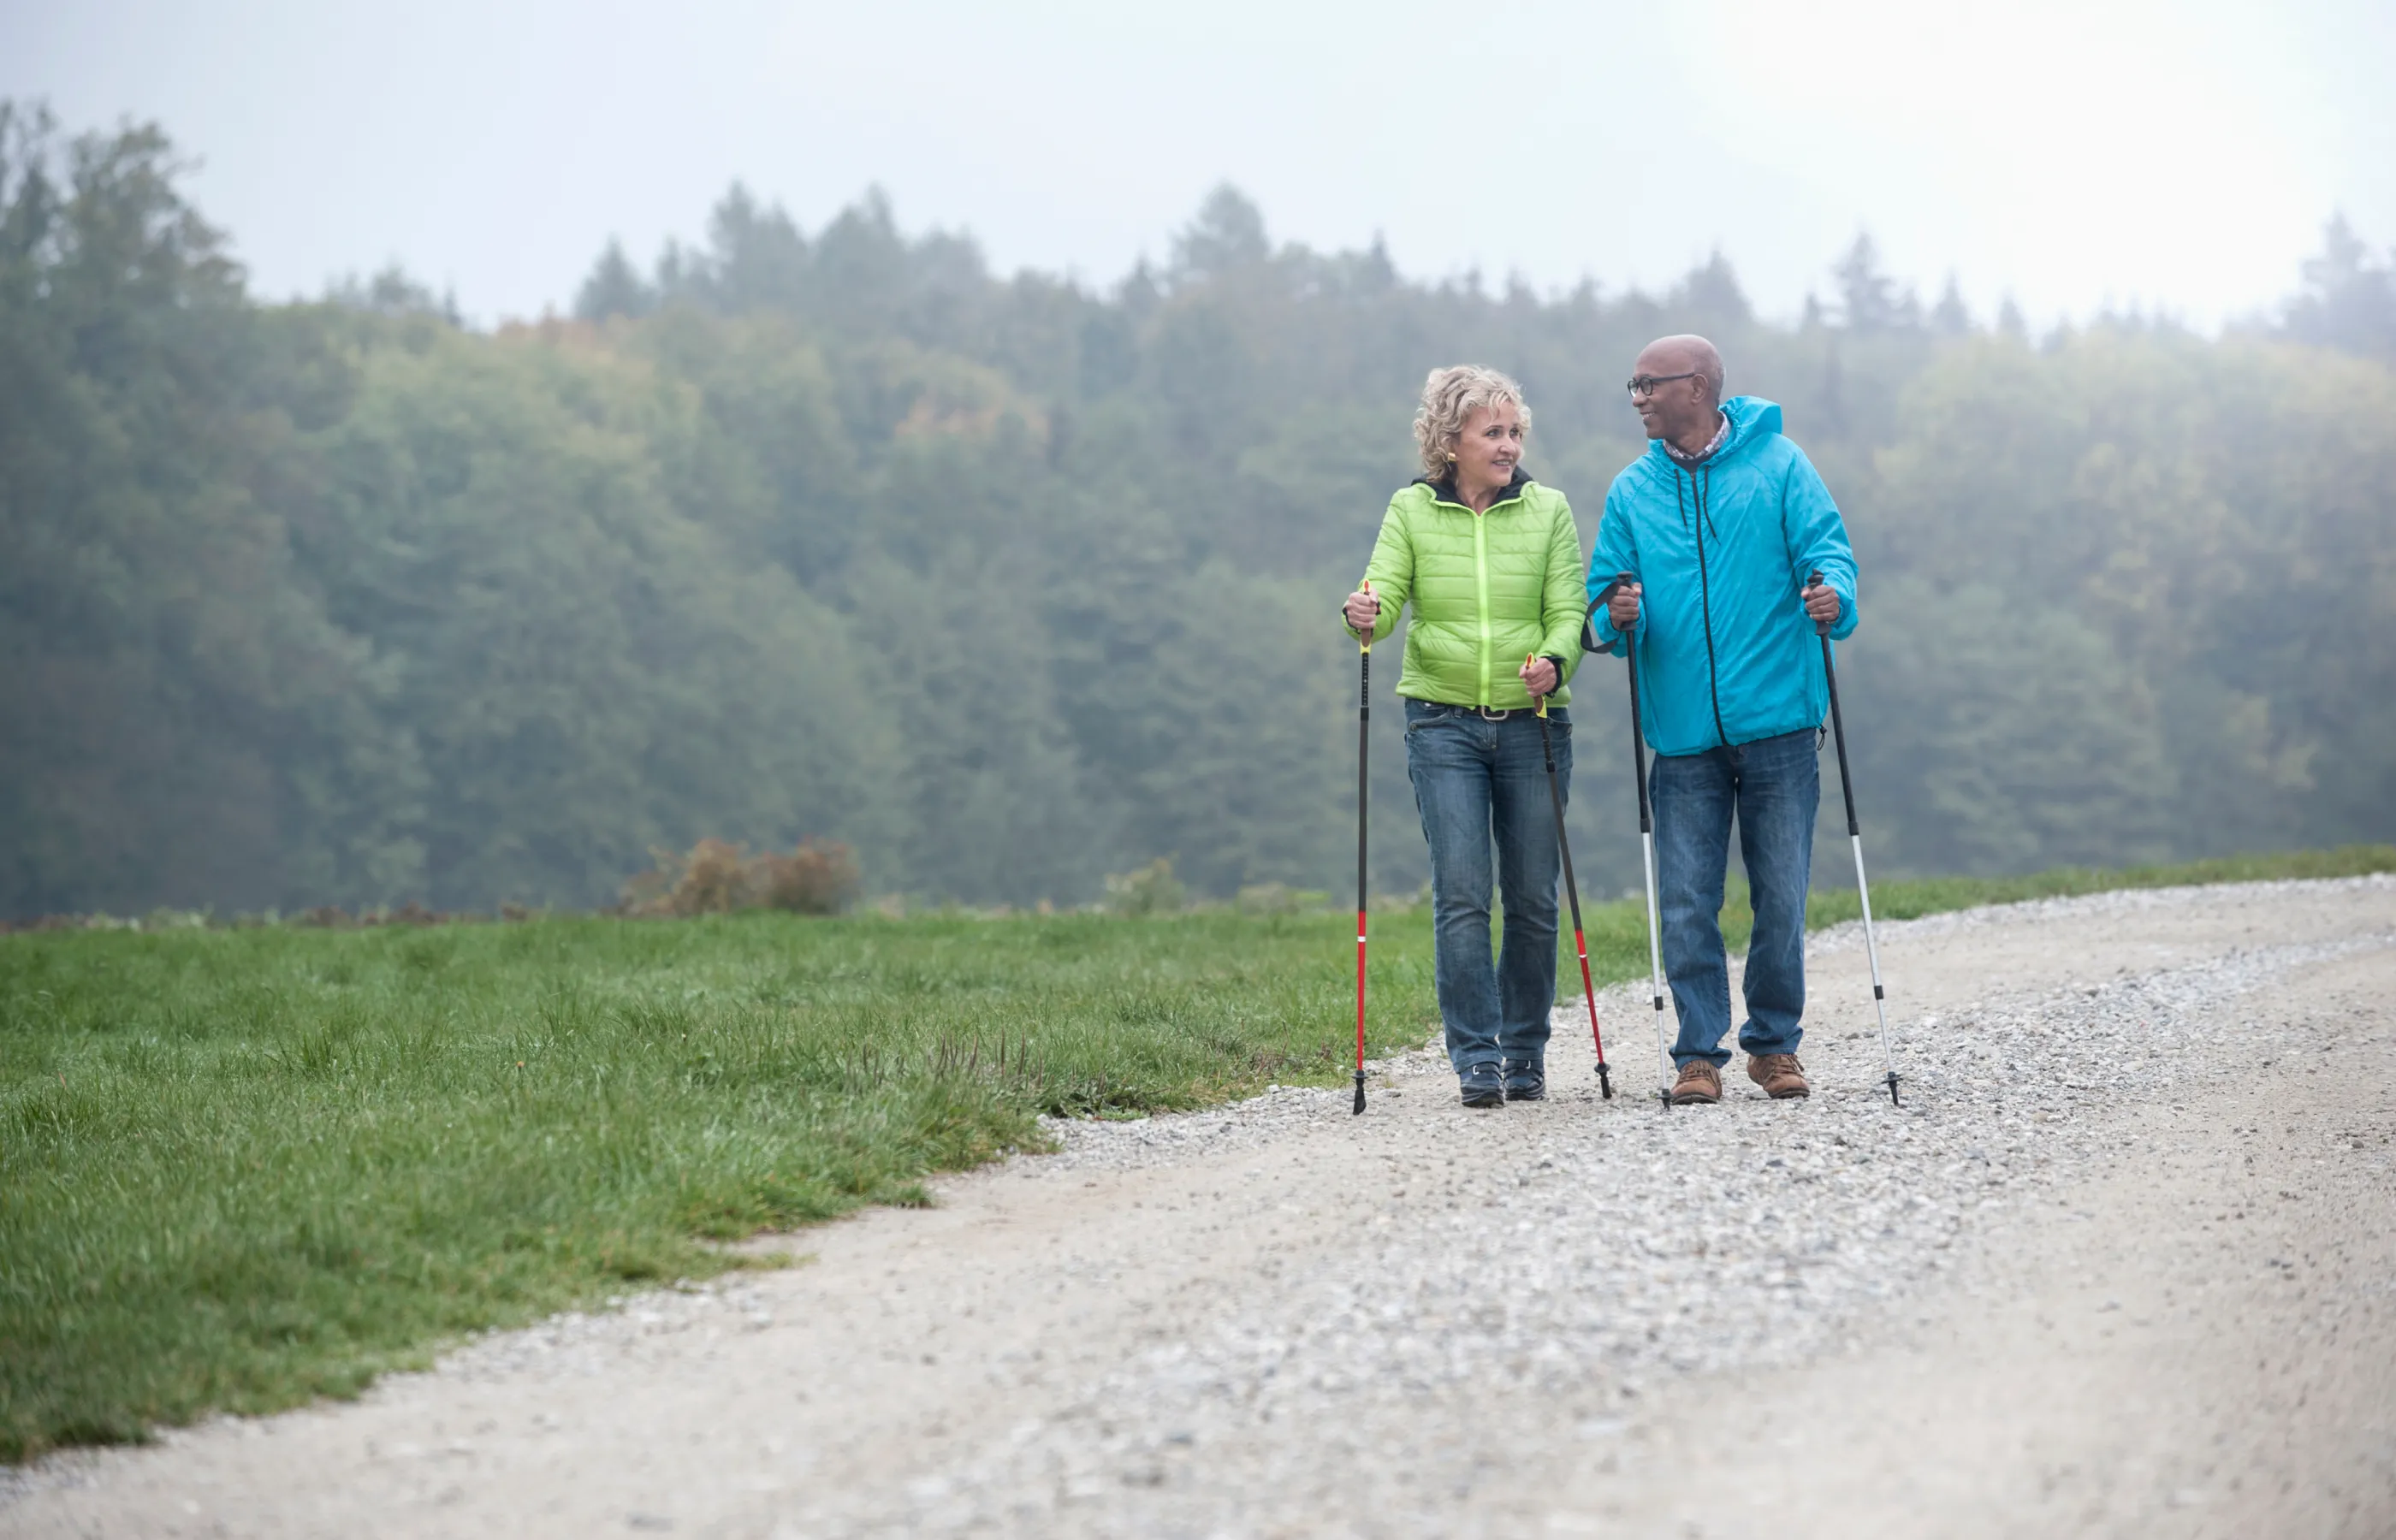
1884, 1071, 1901, 1107
1353, 1069, 1367, 1115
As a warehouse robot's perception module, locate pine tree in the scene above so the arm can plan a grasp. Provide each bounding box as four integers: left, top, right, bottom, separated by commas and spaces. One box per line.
573, 238, 655, 321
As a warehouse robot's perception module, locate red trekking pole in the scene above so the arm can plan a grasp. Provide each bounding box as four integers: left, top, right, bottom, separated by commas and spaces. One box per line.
1531, 656, 1610, 1097
1350, 581, 1373, 1115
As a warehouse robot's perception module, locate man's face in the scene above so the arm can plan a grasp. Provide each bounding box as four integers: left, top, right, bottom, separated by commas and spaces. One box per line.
1629, 345, 1711, 442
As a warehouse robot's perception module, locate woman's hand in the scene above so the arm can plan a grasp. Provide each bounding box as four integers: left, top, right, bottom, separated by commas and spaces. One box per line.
1343, 587, 1380, 635
1800, 580, 1841, 627
1519, 656, 1558, 696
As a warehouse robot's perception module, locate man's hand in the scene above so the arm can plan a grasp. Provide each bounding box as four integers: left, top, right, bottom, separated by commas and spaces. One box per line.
1343, 586, 1379, 635
1520, 656, 1558, 697
1608, 580, 1641, 633
1800, 580, 1841, 627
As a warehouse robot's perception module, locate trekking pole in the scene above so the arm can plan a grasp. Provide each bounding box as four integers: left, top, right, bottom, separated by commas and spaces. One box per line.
1350, 581, 1373, 1115
1529, 656, 1610, 1099
1806, 570, 1900, 1105
1590, 575, 1675, 1111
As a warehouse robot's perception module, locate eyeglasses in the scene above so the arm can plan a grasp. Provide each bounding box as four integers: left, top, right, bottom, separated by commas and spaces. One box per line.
1627, 372, 1700, 398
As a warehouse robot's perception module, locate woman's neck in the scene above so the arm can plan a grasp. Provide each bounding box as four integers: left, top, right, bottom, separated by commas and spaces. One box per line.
1456, 471, 1508, 512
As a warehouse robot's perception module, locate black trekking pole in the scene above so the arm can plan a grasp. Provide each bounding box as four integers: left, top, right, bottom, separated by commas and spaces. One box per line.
1589, 575, 1675, 1111
1349, 581, 1373, 1115
1806, 569, 1900, 1105
1529, 655, 1611, 1098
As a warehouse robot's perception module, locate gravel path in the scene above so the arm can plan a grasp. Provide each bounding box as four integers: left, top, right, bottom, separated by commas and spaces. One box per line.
7, 876, 2393, 1538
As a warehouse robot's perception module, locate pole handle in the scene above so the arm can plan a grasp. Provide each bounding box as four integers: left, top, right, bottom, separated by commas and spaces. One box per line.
1585, 571, 1637, 654
1805, 568, 1830, 637
1353, 578, 1375, 654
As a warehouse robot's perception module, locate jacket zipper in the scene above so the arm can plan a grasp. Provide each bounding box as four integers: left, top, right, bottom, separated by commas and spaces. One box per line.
1689, 469, 1730, 748
1473, 507, 1492, 706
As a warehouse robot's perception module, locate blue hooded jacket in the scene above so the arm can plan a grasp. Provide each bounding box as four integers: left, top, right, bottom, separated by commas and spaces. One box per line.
1586, 395, 1859, 757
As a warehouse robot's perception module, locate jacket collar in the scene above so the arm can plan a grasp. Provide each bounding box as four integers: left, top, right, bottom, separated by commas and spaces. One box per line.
1645, 395, 1784, 474
1662, 410, 1730, 467
1414, 464, 1534, 509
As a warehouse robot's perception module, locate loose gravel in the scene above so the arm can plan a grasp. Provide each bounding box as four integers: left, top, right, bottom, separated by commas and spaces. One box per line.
864, 880, 2394, 1535
4, 875, 2391, 1539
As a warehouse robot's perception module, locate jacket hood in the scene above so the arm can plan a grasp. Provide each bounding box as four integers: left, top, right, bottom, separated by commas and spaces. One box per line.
1409, 464, 1535, 505
1647, 395, 1783, 471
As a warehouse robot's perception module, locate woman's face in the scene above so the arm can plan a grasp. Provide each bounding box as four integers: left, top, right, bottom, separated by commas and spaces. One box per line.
1451, 401, 1524, 489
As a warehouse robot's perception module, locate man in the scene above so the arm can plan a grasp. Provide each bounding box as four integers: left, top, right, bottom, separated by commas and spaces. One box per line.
1586, 335, 1857, 1104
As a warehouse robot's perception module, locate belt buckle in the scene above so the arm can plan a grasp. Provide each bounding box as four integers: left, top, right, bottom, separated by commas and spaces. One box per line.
1477, 705, 1513, 721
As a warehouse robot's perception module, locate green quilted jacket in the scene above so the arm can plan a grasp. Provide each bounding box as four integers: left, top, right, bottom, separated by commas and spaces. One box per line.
1349, 469, 1588, 708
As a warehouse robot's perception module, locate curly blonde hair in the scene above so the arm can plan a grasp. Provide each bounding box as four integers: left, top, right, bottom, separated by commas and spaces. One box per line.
1412, 364, 1532, 480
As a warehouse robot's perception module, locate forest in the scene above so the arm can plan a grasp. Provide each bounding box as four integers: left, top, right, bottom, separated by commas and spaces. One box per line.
3, 101, 2393, 918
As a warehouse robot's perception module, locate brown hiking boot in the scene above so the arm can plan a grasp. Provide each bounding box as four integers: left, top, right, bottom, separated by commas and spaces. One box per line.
1669, 1061, 1722, 1105
1747, 1053, 1811, 1099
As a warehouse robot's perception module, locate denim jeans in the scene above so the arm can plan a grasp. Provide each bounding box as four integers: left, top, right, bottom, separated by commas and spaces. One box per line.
1651, 727, 1819, 1068
1403, 698, 1568, 1084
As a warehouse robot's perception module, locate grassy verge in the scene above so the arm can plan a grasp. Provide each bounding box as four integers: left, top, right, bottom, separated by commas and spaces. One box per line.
1798, 844, 2396, 931
1, 911, 1438, 1460
4, 844, 2389, 1459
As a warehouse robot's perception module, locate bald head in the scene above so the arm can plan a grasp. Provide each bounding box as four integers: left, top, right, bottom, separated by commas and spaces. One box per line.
1630, 334, 1727, 450
1636, 335, 1723, 402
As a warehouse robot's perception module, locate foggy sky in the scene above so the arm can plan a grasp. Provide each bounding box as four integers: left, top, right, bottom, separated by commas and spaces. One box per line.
6, 0, 2392, 329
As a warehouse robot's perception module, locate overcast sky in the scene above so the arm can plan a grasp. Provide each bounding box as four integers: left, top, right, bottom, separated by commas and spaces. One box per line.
7, 0, 2391, 330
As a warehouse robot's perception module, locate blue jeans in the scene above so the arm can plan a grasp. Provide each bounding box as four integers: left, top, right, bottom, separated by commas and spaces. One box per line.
1403, 698, 1568, 1084
1651, 727, 1819, 1068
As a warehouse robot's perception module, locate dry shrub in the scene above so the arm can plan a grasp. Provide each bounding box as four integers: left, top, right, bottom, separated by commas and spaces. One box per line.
750, 840, 862, 915
620, 838, 859, 918
677, 838, 750, 915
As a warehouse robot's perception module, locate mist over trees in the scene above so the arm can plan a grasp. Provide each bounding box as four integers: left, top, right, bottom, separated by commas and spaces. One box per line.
3, 104, 2392, 918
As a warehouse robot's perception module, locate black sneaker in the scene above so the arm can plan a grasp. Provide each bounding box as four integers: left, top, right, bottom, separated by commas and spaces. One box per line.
1503, 1063, 1547, 1101
1459, 1066, 1505, 1108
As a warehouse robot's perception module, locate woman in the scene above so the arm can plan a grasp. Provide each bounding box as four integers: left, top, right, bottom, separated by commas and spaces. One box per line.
1345, 366, 1588, 1107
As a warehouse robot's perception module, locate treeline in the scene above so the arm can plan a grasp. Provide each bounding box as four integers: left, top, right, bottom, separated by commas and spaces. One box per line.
3, 103, 2393, 917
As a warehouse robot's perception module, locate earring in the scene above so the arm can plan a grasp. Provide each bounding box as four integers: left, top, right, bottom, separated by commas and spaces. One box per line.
1445, 452, 1456, 462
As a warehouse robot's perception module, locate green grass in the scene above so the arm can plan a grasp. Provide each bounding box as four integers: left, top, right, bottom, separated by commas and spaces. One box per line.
0, 910, 1438, 1461
4, 844, 2389, 1460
